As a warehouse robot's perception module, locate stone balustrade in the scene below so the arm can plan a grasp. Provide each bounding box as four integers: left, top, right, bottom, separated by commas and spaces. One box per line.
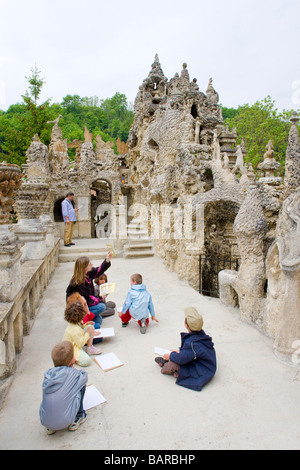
0, 239, 60, 407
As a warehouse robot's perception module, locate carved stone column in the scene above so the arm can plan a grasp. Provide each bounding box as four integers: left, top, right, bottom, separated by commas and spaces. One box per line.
13, 180, 49, 261
40, 188, 56, 248
0, 163, 23, 302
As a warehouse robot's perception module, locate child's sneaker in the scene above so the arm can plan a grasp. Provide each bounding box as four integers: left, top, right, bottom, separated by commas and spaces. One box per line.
68, 411, 87, 431
122, 322, 128, 327
140, 320, 147, 334
46, 428, 56, 435
155, 356, 168, 367
86, 345, 102, 355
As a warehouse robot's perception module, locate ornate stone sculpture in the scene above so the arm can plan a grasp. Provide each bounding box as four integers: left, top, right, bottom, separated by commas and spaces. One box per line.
273, 188, 300, 361
0, 162, 23, 301
0, 163, 22, 225
284, 111, 300, 196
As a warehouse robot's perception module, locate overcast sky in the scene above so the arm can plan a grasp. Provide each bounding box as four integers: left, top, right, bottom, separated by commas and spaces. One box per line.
0, 0, 300, 112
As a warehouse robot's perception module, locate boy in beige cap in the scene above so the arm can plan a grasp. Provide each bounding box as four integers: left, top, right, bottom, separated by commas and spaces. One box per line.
155, 307, 216, 391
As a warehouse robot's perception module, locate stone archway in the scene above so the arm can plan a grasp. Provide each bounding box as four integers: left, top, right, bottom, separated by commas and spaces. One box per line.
53, 197, 65, 222
200, 200, 240, 297
90, 179, 112, 238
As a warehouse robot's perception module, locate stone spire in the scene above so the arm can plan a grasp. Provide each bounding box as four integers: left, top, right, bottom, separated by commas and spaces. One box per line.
148, 54, 166, 82
206, 77, 219, 104
258, 140, 282, 186
284, 111, 300, 196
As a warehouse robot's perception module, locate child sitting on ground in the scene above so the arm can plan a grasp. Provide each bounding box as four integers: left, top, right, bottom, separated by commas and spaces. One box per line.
94, 273, 116, 318
39, 341, 88, 434
154, 307, 217, 391
66, 292, 103, 344
119, 273, 158, 334
63, 302, 102, 367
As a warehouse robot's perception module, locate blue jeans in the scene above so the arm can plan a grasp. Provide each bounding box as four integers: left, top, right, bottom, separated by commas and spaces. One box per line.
77, 385, 86, 418
89, 303, 105, 327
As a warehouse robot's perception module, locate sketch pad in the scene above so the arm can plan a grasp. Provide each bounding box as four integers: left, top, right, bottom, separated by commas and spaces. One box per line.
94, 327, 115, 338
83, 385, 106, 410
100, 282, 116, 296
94, 352, 124, 371
154, 346, 171, 356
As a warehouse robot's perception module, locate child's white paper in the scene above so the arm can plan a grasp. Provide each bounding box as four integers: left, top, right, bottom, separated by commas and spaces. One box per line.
154, 346, 171, 356
94, 327, 115, 338
94, 352, 124, 371
100, 282, 116, 296
83, 385, 106, 410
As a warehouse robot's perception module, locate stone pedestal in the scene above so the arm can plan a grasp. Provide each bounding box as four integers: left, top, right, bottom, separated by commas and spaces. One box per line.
13, 181, 49, 261
13, 219, 47, 261
39, 215, 56, 248
0, 226, 22, 302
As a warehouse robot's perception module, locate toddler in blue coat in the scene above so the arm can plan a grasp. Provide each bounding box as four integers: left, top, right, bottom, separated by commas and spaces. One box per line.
119, 273, 159, 333
155, 307, 216, 391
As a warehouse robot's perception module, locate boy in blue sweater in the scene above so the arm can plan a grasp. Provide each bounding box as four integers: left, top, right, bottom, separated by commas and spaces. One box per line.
155, 307, 216, 391
39, 341, 88, 434
119, 273, 159, 333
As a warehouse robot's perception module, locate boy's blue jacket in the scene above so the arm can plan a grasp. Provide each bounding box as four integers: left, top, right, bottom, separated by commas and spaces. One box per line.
122, 283, 155, 321
170, 330, 217, 391
39, 366, 87, 430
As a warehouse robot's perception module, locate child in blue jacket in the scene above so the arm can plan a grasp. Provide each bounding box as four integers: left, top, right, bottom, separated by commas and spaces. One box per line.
39, 341, 88, 434
119, 273, 159, 333
155, 307, 216, 391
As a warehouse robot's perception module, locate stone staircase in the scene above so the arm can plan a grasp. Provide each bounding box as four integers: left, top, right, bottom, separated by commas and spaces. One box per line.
58, 239, 111, 263
58, 219, 155, 262
123, 219, 154, 258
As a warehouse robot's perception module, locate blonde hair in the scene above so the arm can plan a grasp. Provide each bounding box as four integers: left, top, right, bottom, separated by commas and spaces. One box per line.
51, 341, 74, 367
70, 256, 90, 286
131, 273, 143, 284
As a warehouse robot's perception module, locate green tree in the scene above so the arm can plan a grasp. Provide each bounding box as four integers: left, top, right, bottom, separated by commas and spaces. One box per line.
224, 96, 299, 172
0, 65, 53, 165
23, 64, 45, 105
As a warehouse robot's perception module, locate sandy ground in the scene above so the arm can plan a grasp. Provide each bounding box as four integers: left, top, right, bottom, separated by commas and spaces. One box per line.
0, 245, 300, 451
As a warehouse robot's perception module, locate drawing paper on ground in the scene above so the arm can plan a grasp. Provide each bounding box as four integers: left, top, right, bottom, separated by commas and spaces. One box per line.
83, 385, 107, 410
94, 352, 124, 371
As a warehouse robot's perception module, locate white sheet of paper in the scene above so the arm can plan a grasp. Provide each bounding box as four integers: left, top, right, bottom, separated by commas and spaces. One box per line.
83, 385, 106, 410
154, 346, 171, 356
94, 327, 115, 338
94, 352, 123, 371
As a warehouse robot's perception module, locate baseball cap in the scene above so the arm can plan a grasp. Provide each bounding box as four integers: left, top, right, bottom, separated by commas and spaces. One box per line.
184, 307, 203, 331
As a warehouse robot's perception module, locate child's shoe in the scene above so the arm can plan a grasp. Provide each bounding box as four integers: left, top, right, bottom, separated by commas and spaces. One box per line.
46, 428, 56, 435
155, 356, 168, 367
86, 345, 102, 355
140, 320, 147, 334
68, 411, 87, 431
122, 322, 128, 327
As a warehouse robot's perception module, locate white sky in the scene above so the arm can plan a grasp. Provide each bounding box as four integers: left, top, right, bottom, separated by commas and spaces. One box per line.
0, 0, 300, 112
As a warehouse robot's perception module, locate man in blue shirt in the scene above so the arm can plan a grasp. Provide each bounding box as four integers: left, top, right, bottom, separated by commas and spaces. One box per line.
61, 192, 78, 247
